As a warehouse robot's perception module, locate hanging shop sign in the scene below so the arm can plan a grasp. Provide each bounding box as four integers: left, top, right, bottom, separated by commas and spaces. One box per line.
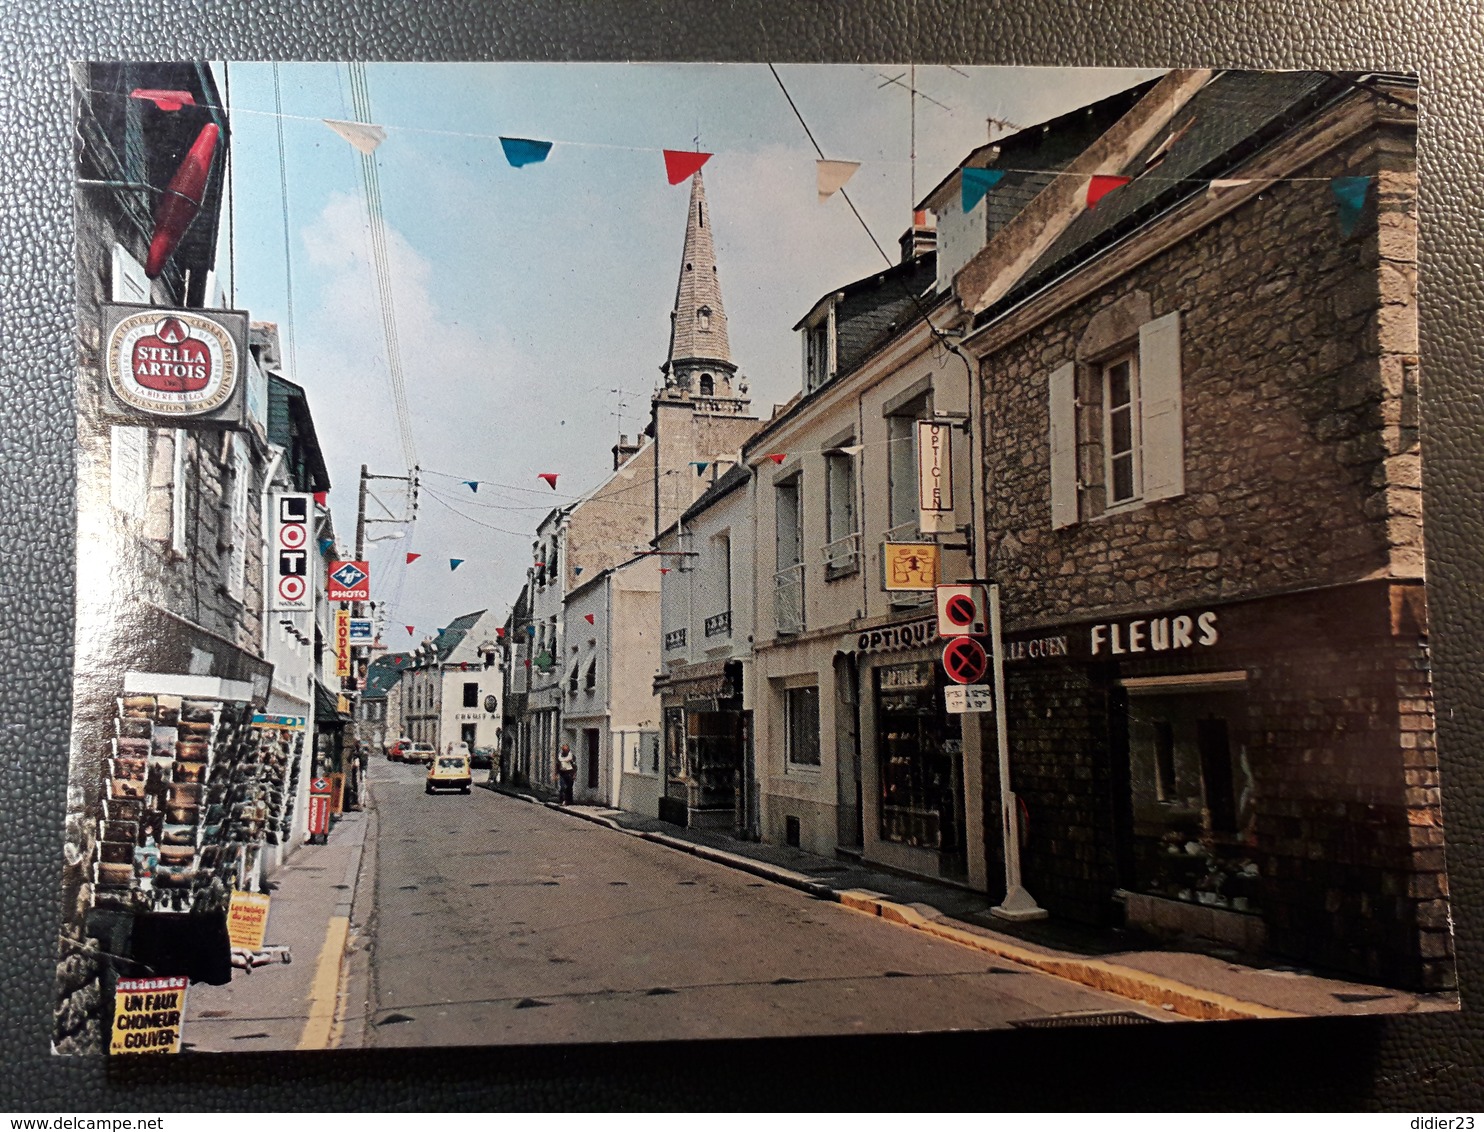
944, 684, 994, 713
227, 889, 271, 952
936, 583, 988, 637
109, 976, 187, 1055
333, 609, 352, 678
916, 420, 954, 534
326, 560, 371, 602
102, 303, 249, 428
270, 493, 313, 612
348, 618, 374, 642
881, 542, 939, 592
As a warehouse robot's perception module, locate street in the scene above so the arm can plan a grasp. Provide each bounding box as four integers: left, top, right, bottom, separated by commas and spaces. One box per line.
348, 759, 1167, 1046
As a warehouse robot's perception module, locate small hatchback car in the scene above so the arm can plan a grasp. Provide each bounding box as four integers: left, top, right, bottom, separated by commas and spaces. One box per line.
426, 753, 472, 795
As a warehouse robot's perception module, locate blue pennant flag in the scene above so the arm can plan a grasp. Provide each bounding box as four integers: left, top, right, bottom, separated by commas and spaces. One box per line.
450, 558, 464, 571
573, 566, 583, 576
500, 137, 553, 168
318, 538, 334, 555
1332, 176, 1372, 238
691, 461, 709, 476
464, 480, 479, 493
527, 623, 537, 636
961, 167, 1006, 213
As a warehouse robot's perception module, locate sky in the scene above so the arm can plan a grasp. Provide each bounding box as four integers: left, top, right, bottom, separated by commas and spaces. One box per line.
222, 62, 1164, 644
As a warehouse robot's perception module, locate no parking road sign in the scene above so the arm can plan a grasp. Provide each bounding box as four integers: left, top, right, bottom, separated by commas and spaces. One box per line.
936, 583, 988, 637
941, 636, 988, 685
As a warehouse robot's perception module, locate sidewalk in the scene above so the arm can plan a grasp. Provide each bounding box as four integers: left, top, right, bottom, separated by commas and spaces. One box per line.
488, 781, 1454, 1022
180, 809, 368, 1053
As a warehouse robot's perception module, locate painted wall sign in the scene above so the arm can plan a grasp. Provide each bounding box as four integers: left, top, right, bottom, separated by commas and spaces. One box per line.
102, 303, 248, 427
109, 976, 187, 1055
1004, 609, 1221, 662
269, 493, 313, 612
326, 560, 370, 602
882, 541, 939, 592
855, 617, 936, 654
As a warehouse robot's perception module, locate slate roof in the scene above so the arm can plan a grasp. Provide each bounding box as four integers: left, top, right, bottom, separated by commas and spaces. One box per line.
681, 462, 750, 525
973, 70, 1377, 325
430, 609, 488, 663
363, 652, 415, 699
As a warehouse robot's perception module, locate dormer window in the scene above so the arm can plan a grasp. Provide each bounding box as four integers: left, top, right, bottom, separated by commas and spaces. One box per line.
699, 373, 714, 396
803, 304, 836, 393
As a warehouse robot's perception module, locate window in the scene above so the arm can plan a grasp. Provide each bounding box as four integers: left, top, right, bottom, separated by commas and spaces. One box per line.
698, 307, 712, 332
698, 372, 714, 395
224, 434, 250, 600
774, 476, 804, 635
1103, 352, 1140, 504
462, 681, 478, 708
568, 663, 580, 693
1154, 720, 1176, 802
803, 307, 834, 392
1049, 310, 1184, 529
585, 659, 597, 691
886, 405, 927, 532
785, 685, 821, 767
824, 449, 859, 578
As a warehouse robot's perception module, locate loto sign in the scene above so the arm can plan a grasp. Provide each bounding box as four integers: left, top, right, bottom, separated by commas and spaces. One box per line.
102, 304, 249, 428
270, 493, 313, 612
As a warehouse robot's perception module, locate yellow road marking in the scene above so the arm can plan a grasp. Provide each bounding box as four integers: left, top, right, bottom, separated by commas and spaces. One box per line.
297, 914, 350, 1049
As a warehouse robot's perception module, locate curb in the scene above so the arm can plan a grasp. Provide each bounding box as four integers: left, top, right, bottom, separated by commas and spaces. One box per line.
501, 786, 1299, 1023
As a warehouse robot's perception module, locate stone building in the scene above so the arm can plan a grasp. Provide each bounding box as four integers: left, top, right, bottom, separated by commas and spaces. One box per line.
400, 609, 500, 753
941, 71, 1443, 989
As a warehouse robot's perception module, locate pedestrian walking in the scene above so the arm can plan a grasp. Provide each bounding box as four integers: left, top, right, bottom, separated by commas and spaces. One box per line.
556, 743, 576, 805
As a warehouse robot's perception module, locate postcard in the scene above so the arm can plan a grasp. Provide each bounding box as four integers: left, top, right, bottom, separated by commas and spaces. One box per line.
55, 62, 1451, 1056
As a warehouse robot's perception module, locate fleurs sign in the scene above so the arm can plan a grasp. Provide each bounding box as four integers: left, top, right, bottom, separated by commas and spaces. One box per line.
102, 303, 249, 427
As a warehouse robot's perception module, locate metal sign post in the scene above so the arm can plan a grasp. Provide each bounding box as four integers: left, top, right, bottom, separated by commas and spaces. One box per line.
988, 582, 1047, 922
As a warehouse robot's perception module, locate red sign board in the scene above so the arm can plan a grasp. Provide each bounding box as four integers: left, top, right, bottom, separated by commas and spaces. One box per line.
941, 636, 988, 685
326, 560, 370, 601
307, 794, 331, 839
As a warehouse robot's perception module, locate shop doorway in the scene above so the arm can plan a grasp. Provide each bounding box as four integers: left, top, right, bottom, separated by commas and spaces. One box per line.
584, 728, 600, 790
874, 661, 967, 878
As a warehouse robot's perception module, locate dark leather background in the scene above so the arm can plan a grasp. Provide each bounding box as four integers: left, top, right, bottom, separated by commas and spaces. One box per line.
3, 0, 1480, 1112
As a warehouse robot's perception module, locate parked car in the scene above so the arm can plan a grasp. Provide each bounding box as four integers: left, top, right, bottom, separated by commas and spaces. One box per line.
386, 737, 410, 762
426, 753, 472, 794
406, 741, 436, 765
470, 745, 494, 770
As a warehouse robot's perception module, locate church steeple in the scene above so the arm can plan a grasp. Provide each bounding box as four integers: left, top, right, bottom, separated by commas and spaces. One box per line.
659, 171, 747, 414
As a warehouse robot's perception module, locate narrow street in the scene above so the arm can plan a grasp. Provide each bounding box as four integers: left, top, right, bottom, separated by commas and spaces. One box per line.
348, 759, 1167, 1046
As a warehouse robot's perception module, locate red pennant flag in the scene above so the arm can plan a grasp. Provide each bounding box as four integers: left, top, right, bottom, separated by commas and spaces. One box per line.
584, 613, 595, 624
405, 552, 421, 564
130, 89, 196, 112
496, 627, 506, 639
1086, 174, 1132, 209
664, 150, 712, 185
538, 473, 559, 489
660, 567, 671, 575
767, 453, 787, 465
314, 491, 328, 506
405, 625, 415, 635
145, 123, 219, 277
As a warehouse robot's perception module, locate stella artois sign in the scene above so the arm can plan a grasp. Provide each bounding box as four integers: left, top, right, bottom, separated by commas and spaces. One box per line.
101, 303, 249, 427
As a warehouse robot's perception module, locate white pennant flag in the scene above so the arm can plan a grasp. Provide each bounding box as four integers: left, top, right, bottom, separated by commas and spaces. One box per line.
323, 119, 388, 155
817, 159, 861, 203
1207, 178, 1254, 198
838, 444, 865, 457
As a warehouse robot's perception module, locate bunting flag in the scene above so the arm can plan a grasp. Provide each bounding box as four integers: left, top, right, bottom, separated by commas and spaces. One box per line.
130, 89, 196, 112
500, 137, 553, 167
961, 167, 1006, 212
691, 461, 710, 476
659, 567, 671, 575
664, 149, 711, 185
767, 453, 787, 465
496, 627, 506, 639
527, 625, 537, 636
534, 561, 546, 569
1143, 117, 1195, 172
537, 473, 559, 489
573, 566, 583, 576
1086, 174, 1132, 209
406, 625, 415, 636
314, 492, 328, 506
323, 119, 388, 155
464, 481, 479, 492
1332, 176, 1373, 237
405, 552, 421, 564
816, 159, 860, 203
1207, 178, 1253, 198
838, 444, 865, 457
584, 613, 595, 625
318, 538, 334, 555
450, 558, 464, 571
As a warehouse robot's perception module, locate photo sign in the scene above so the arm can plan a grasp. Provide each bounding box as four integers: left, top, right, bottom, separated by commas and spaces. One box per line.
101, 303, 249, 428
326, 559, 370, 602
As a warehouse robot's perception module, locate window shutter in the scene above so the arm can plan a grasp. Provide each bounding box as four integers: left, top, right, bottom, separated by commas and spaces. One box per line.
111, 244, 149, 303
1048, 362, 1078, 529
110, 426, 150, 516
1139, 311, 1185, 502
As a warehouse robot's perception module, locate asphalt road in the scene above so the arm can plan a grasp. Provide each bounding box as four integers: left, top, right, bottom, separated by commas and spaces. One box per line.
354, 758, 1165, 1047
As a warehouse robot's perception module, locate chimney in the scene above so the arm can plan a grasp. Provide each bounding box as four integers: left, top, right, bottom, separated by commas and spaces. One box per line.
899, 209, 936, 263
612, 433, 641, 470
